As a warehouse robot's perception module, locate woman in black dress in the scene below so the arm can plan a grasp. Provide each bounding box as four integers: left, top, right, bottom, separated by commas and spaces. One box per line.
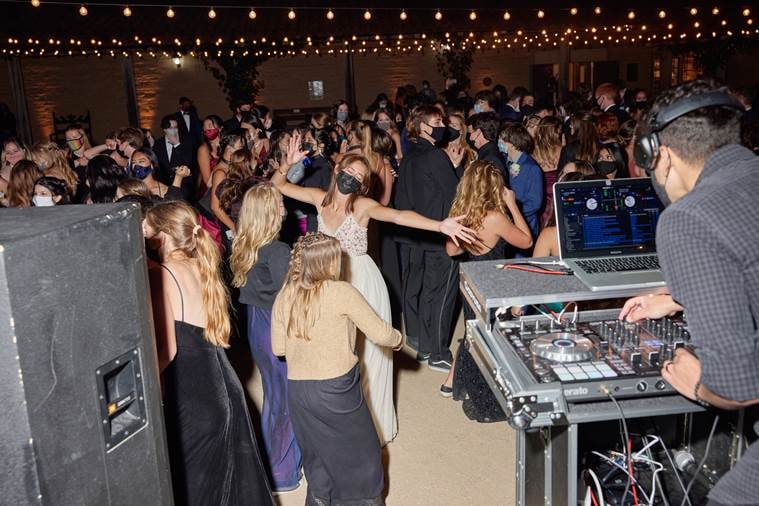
441, 161, 533, 420
144, 200, 274, 506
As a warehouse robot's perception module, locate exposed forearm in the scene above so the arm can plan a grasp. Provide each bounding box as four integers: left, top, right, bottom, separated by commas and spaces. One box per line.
211, 203, 236, 233
507, 202, 533, 243
391, 209, 441, 232
83, 144, 109, 159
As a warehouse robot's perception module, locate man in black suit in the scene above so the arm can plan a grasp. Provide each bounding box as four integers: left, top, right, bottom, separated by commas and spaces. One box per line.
502, 86, 528, 123
466, 112, 507, 179
223, 101, 252, 132
171, 96, 203, 149
595, 82, 631, 125
154, 115, 195, 200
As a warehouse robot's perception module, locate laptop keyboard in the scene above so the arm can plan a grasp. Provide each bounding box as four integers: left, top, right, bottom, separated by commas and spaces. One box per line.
575, 256, 660, 274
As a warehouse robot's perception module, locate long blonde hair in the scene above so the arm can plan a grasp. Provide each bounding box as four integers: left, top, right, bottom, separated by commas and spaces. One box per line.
145, 201, 231, 348
278, 233, 342, 341
29, 142, 79, 196
449, 160, 509, 253
230, 182, 283, 288
532, 116, 563, 171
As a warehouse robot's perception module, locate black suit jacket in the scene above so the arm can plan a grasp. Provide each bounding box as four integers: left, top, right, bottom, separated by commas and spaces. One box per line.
477, 142, 508, 182
153, 137, 196, 198
394, 138, 461, 250
171, 111, 203, 148
606, 104, 631, 125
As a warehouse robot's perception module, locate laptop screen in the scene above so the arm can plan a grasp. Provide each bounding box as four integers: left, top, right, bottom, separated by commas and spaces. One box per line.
554, 178, 664, 259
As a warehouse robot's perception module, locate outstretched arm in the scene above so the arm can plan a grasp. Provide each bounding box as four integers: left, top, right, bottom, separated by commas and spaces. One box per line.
360, 199, 476, 247
270, 132, 325, 208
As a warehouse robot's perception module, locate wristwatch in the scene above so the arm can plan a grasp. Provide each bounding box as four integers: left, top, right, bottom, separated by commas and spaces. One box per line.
694, 381, 711, 408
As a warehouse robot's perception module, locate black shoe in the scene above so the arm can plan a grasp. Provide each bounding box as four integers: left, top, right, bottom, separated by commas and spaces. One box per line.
416, 351, 431, 363
428, 359, 452, 373
439, 384, 453, 398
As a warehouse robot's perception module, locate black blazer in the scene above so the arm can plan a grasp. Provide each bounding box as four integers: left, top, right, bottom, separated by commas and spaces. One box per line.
477, 142, 508, 181
153, 137, 195, 184
171, 111, 203, 148
394, 138, 461, 250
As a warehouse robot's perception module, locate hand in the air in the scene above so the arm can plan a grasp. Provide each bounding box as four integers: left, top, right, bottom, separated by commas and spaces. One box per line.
439, 215, 477, 247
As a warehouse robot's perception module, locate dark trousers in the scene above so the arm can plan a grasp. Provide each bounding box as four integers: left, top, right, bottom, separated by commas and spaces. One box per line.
401, 245, 458, 362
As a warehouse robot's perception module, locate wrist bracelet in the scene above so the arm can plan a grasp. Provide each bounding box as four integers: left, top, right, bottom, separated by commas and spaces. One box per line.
694, 381, 711, 407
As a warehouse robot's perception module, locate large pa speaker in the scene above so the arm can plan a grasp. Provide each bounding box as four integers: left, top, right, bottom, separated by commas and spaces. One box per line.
0, 204, 172, 505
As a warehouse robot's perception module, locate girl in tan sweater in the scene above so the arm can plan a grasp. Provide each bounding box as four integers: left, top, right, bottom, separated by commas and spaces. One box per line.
272, 232, 402, 505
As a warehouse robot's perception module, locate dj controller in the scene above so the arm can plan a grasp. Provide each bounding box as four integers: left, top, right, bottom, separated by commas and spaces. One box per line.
465, 310, 692, 429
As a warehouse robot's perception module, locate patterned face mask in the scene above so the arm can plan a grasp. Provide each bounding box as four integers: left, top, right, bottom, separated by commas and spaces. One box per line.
67, 137, 84, 152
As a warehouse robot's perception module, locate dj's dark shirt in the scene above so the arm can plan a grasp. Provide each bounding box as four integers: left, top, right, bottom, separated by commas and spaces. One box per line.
656, 144, 759, 504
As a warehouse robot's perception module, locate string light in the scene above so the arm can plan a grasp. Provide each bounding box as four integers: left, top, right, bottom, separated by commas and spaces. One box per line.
659, 10, 666, 18
712, 7, 720, 15
743, 9, 751, 17
627, 10, 635, 20
690, 8, 698, 16
123, 6, 131, 17
31, 0, 41, 7
248, 8, 256, 19
435, 10, 442, 21
78, 4, 87, 16
503, 10, 511, 21
166, 6, 175, 18
363, 9, 371, 21
594, 6, 602, 15
400, 10, 407, 21
537, 10, 545, 19
469, 11, 477, 21
326, 9, 334, 20
570, 8, 578, 16
207, 7, 216, 19
288, 8, 296, 20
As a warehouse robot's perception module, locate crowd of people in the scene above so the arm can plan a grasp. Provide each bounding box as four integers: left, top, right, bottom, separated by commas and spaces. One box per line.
2, 76, 758, 505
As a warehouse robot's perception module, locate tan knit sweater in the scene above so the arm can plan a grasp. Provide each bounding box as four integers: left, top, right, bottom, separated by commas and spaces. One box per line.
271, 280, 402, 380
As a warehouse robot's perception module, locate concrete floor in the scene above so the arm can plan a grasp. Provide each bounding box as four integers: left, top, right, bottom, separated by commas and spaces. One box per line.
243, 316, 517, 506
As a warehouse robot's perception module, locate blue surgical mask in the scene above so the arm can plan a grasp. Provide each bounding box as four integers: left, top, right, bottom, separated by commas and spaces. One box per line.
474, 104, 483, 114
498, 140, 509, 155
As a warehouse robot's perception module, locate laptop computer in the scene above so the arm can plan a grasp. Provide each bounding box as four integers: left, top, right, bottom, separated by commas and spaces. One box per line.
553, 177, 666, 292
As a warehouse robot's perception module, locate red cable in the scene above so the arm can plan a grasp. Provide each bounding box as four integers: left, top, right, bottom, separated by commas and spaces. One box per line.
590, 489, 599, 506
502, 264, 569, 275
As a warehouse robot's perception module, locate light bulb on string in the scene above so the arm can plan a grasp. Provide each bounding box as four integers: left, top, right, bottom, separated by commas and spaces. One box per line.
743, 9, 751, 17
400, 10, 407, 21
627, 10, 635, 20
594, 6, 601, 15
326, 9, 334, 20
288, 9, 296, 20
570, 8, 578, 15
435, 10, 442, 21
537, 10, 545, 19
659, 10, 666, 19
364, 10, 372, 21
166, 6, 175, 18
503, 10, 511, 20
31, 0, 41, 7
690, 8, 698, 16
78, 4, 88, 16
712, 7, 719, 15
123, 6, 132, 17
469, 11, 477, 21
208, 7, 216, 19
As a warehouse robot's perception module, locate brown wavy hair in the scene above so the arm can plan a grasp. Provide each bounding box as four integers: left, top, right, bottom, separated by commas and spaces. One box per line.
29, 142, 78, 196
7, 160, 43, 208
218, 148, 256, 211
277, 232, 342, 341
449, 160, 509, 254
144, 201, 231, 348
532, 116, 563, 172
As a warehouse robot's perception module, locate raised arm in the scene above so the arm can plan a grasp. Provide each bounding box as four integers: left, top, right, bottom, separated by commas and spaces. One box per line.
270, 132, 325, 208
496, 187, 533, 250
359, 198, 476, 247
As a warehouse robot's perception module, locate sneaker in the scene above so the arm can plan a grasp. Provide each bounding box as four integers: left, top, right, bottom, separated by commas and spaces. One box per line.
428, 359, 452, 373
416, 351, 431, 363
439, 384, 453, 398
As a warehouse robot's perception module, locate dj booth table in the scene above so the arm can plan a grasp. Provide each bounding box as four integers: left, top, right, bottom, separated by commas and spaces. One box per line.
459, 257, 708, 505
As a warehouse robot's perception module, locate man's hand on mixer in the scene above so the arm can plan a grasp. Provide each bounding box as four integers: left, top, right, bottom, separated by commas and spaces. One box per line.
618, 293, 683, 322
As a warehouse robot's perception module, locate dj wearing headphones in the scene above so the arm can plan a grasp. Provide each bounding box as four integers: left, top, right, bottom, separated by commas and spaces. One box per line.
618, 79, 759, 505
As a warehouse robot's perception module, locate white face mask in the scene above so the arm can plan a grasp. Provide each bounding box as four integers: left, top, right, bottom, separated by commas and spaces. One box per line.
33, 195, 55, 207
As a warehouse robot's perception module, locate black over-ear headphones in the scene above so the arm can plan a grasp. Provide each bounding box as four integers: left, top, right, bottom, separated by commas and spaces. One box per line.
633, 91, 743, 172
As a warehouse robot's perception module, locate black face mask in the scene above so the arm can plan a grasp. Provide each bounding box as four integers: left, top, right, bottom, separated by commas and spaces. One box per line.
595, 161, 619, 176
425, 122, 447, 143
336, 170, 362, 195
444, 126, 460, 143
